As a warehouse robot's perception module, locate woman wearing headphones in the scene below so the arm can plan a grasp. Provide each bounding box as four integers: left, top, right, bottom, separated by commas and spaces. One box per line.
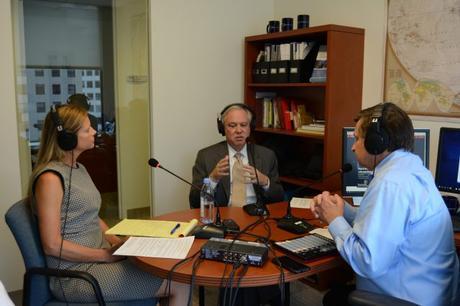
29, 104, 187, 304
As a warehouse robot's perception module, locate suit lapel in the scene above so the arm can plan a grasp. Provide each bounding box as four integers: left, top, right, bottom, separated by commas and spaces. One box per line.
216, 142, 230, 203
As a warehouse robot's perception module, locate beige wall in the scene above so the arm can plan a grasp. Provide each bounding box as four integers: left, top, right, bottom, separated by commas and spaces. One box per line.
149, 0, 274, 215
0, 1, 26, 291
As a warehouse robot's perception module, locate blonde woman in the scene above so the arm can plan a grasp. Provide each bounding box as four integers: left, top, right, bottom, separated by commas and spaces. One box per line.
30, 104, 187, 304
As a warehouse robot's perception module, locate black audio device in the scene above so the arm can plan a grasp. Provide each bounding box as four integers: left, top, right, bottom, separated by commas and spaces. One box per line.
200, 237, 268, 266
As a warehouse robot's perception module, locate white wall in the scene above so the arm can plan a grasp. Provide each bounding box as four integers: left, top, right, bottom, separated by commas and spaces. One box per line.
0, 1, 26, 292
149, 0, 274, 215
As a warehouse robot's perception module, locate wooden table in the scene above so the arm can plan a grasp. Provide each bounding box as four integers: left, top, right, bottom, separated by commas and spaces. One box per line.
133, 202, 346, 288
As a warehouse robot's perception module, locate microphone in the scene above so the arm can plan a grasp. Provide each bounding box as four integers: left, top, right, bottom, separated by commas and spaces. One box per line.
242, 142, 269, 217
148, 158, 202, 191
148, 158, 239, 234
277, 163, 353, 234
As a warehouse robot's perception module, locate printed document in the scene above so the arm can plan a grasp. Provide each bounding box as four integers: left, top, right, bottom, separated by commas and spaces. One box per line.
114, 236, 195, 259
290, 197, 313, 209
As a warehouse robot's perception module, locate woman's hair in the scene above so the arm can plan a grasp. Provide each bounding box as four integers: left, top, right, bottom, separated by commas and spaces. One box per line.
355, 102, 414, 152
28, 104, 88, 198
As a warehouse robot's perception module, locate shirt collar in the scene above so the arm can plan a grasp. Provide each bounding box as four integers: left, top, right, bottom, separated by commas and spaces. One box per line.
227, 143, 247, 159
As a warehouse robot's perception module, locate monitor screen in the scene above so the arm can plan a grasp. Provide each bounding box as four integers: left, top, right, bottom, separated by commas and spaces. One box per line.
435, 128, 460, 194
342, 127, 430, 197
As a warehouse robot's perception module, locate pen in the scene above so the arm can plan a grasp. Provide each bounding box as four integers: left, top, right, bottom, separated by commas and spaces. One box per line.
170, 223, 181, 235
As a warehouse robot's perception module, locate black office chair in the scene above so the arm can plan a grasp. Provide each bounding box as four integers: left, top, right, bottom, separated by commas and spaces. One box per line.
5, 199, 157, 306
348, 290, 418, 306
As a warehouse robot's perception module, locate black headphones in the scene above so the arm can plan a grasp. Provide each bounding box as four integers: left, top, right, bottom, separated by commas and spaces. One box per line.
364, 103, 390, 155
49, 105, 78, 151
217, 103, 256, 136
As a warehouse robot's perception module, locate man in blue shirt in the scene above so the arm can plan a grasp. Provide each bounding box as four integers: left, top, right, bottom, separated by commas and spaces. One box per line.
311, 102, 458, 305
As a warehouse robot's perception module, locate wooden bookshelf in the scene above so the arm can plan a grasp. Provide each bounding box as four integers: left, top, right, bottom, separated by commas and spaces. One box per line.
244, 24, 364, 191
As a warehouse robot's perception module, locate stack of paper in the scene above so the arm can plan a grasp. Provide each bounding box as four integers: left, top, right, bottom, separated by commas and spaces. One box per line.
106, 218, 198, 238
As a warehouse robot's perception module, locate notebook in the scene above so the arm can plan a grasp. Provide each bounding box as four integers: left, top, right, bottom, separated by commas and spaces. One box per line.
106, 218, 199, 238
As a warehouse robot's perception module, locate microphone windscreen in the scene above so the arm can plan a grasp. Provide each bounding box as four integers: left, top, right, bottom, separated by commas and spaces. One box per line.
342, 163, 353, 173
148, 158, 160, 168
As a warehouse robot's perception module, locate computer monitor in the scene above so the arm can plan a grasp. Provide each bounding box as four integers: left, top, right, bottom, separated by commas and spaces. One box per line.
435, 127, 460, 194
341, 127, 430, 199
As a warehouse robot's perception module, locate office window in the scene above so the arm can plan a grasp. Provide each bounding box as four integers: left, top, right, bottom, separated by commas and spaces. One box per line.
86, 70, 93, 76
95, 93, 101, 100
68, 84, 76, 95
87, 81, 93, 88
35, 69, 44, 77
35, 84, 45, 95
95, 81, 101, 88
36, 102, 46, 113
67, 70, 75, 78
96, 105, 101, 112
89, 104, 95, 112
52, 84, 61, 95
87, 93, 94, 100
95, 70, 100, 76
82, 81, 85, 88
51, 69, 60, 77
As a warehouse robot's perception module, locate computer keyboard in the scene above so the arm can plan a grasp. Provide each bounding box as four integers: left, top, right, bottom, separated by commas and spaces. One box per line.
275, 233, 337, 261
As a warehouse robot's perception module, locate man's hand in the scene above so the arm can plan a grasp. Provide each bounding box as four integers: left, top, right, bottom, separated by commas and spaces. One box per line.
209, 155, 230, 182
243, 165, 269, 186
311, 191, 345, 224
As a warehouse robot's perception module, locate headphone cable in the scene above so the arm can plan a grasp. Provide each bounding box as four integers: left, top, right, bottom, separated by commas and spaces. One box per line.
57, 150, 74, 305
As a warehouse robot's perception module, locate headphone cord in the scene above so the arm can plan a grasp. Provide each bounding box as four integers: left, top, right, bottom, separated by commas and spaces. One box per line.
57, 150, 74, 305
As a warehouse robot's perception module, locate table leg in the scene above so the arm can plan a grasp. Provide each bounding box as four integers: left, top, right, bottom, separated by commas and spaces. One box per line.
199, 285, 205, 306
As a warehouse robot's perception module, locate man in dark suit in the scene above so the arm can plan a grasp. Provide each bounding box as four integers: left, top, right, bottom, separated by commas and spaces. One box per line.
189, 103, 284, 208
189, 103, 285, 306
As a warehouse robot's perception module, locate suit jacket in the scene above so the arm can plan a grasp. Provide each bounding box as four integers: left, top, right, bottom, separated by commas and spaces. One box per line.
189, 141, 284, 208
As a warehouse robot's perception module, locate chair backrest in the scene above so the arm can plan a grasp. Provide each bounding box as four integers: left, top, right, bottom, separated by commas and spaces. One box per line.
5, 199, 53, 305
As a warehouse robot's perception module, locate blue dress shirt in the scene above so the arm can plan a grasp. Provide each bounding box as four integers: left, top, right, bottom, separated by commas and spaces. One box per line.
328, 150, 459, 305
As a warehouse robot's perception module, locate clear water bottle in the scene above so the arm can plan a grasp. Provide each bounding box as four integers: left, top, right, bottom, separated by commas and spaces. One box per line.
200, 178, 215, 224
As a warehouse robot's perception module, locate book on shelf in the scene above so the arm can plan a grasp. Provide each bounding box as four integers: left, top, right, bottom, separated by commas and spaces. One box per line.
105, 218, 199, 238
297, 122, 325, 135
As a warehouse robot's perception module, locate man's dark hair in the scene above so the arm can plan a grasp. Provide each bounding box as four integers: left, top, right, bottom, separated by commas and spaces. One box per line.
355, 102, 414, 152
66, 93, 90, 110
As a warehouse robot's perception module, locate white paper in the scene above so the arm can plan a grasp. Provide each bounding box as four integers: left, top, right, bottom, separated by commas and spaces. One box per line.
290, 197, 313, 209
310, 228, 333, 240
114, 236, 194, 259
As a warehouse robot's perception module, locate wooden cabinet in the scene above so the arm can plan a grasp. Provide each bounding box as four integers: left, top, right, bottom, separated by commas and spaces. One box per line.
244, 24, 364, 192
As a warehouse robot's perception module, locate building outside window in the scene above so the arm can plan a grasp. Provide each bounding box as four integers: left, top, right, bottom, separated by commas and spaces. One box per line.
36, 102, 46, 113
35, 69, 44, 77
51, 69, 60, 77
52, 84, 61, 95
35, 84, 45, 95
87, 81, 93, 88
67, 69, 75, 78
68, 84, 76, 95
86, 70, 93, 76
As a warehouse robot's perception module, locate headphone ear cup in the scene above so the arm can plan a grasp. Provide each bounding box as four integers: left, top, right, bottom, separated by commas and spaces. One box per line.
365, 123, 389, 155
57, 131, 78, 151
217, 117, 225, 136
